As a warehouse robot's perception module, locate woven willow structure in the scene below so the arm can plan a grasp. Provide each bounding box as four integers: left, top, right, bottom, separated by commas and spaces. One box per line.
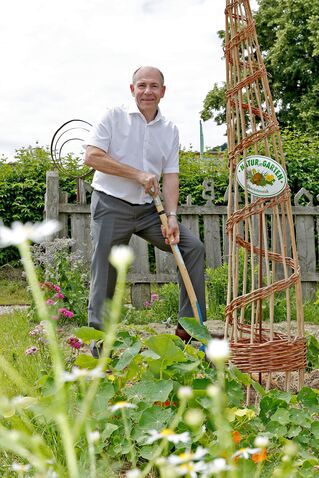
224, 0, 306, 391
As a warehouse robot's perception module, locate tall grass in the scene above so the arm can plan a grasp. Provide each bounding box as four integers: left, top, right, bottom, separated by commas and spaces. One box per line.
0, 311, 44, 397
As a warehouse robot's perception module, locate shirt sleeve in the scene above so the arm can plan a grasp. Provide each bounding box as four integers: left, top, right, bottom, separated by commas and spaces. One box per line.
82, 109, 113, 153
162, 125, 179, 173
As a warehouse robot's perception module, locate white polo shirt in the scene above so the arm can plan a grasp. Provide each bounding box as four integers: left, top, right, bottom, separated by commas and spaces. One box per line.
84, 102, 179, 204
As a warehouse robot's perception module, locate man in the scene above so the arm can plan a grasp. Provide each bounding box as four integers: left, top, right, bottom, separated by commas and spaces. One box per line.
84, 66, 206, 353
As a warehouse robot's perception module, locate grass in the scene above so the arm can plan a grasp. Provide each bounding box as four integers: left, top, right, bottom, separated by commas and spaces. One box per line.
0, 310, 51, 397
0, 266, 30, 305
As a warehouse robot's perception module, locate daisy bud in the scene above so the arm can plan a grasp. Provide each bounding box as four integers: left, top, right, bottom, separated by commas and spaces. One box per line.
254, 436, 269, 448
109, 245, 134, 270
184, 408, 204, 427
207, 384, 219, 398
177, 386, 193, 400
206, 339, 230, 363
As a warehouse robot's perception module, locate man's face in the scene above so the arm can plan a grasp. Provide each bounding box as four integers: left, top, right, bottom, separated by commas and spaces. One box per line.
130, 67, 166, 117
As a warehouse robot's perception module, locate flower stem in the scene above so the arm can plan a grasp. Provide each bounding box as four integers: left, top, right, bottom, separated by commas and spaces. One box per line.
121, 408, 136, 468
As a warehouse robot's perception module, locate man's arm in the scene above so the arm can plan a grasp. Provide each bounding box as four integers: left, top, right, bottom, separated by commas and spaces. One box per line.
84, 145, 159, 195
162, 172, 180, 244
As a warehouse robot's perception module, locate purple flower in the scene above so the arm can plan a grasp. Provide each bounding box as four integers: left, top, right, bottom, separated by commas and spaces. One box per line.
53, 285, 61, 293
29, 323, 45, 337
144, 300, 151, 308
67, 337, 83, 350
151, 293, 159, 302
46, 298, 55, 305
54, 292, 64, 299
58, 308, 74, 318
25, 345, 39, 355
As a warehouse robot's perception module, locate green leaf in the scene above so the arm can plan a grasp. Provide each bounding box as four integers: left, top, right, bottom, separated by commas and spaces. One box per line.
125, 380, 174, 402
73, 326, 104, 343
178, 317, 212, 344
114, 340, 141, 371
228, 365, 265, 397
270, 408, 290, 425
101, 423, 118, 440
74, 354, 99, 370
167, 360, 201, 375
287, 425, 302, 438
289, 408, 312, 427
92, 382, 115, 417
266, 421, 288, 438
298, 387, 319, 412
132, 406, 174, 442
145, 335, 187, 364
139, 445, 155, 460
311, 421, 319, 439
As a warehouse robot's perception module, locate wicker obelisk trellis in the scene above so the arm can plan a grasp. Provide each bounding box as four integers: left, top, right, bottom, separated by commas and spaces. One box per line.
224, 0, 307, 392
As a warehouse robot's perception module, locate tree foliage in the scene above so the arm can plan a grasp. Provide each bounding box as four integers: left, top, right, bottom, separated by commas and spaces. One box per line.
201, 0, 319, 131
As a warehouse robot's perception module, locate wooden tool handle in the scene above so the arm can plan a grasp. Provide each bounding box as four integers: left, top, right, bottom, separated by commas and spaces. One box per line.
153, 194, 203, 324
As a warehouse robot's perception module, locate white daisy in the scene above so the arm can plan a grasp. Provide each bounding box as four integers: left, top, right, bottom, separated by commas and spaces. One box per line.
11, 462, 31, 472
126, 469, 141, 478
110, 401, 137, 412
146, 428, 190, 444
0, 220, 60, 247
174, 461, 207, 477
168, 446, 208, 465
232, 447, 261, 460
201, 458, 232, 476
61, 366, 105, 383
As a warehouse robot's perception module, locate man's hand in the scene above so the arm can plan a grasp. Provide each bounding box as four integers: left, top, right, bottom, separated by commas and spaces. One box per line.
161, 215, 180, 245
138, 172, 159, 196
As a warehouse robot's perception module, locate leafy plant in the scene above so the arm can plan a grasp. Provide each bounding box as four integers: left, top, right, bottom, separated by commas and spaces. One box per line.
31, 238, 90, 326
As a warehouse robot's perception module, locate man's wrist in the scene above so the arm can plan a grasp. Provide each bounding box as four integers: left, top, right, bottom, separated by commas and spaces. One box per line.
166, 211, 177, 217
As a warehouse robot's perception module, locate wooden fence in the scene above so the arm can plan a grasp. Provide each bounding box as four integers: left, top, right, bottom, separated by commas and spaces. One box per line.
45, 171, 319, 306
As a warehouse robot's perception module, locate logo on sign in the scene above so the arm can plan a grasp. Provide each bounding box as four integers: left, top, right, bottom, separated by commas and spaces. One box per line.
236, 155, 287, 198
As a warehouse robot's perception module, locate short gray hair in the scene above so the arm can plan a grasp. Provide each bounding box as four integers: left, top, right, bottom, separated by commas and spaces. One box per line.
132, 66, 165, 85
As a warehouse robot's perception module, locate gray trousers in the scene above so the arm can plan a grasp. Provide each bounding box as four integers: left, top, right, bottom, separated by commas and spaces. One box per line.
88, 190, 206, 329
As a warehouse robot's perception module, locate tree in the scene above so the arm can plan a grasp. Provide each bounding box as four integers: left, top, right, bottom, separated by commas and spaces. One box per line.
201, 0, 319, 130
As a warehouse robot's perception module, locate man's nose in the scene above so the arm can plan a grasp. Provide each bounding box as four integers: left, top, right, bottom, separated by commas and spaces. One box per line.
144, 85, 152, 94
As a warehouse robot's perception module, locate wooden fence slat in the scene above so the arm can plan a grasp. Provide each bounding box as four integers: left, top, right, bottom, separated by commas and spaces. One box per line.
203, 215, 222, 268
295, 214, 316, 299
181, 215, 200, 239
58, 191, 69, 238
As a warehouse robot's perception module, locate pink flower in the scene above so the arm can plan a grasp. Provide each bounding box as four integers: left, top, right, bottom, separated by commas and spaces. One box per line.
54, 292, 64, 299
53, 285, 61, 293
58, 308, 74, 318
67, 337, 83, 349
25, 345, 39, 355
144, 300, 151, 308
46, 298, 55, 305
151, 293, 159, 302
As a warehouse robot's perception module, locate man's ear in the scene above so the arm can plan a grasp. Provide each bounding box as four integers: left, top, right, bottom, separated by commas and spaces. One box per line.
161, 85, 166, 98
130, 84, 135, 96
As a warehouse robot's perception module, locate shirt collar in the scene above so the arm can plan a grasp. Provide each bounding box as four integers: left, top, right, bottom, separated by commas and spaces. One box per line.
128, 101, 163, 124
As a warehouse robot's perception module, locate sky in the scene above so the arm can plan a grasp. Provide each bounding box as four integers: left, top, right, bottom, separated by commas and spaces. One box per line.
1, 0, 258, 161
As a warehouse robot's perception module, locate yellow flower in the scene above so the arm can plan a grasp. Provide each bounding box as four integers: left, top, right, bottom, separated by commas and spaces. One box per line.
265, 173, 274, 182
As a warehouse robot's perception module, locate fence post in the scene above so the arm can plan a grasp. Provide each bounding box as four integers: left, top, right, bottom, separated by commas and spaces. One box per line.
45, 171, 60, 239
